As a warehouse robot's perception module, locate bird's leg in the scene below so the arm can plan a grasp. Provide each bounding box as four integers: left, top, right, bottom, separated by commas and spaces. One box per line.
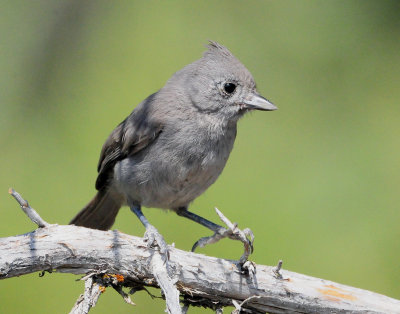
176, 207, 254, 264
130, 204, 169, 259
176, 207, 222, 233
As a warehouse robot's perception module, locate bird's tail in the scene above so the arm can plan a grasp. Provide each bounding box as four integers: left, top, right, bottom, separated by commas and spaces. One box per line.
70, 188, 122, 230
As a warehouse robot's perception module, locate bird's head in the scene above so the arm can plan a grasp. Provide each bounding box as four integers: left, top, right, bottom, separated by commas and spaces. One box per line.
169, 41, 277, 122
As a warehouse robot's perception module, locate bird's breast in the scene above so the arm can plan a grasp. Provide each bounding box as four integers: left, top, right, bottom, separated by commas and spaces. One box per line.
115, 121, 237, 209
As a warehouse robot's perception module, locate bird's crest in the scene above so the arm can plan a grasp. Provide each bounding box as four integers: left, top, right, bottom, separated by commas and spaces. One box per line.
204, 41, 234, 59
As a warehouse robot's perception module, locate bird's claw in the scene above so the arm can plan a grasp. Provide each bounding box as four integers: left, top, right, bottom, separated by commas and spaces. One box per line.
241, 260, 256, 276
241, 228, 255, 254
144, 225, 169, 261
191, 222, 254, 265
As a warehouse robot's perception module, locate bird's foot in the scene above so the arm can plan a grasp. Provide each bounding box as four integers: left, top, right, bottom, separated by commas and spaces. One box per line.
144, 224, 169, 261
192, 208, 254, 265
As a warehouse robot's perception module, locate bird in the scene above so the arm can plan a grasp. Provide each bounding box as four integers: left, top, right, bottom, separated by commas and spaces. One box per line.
70, 41, 277, 255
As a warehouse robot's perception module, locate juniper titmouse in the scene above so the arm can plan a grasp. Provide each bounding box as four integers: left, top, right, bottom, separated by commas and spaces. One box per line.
71, 41, 277, 254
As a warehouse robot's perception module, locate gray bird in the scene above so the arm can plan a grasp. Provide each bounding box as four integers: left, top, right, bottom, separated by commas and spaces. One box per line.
70, 41, 277, 254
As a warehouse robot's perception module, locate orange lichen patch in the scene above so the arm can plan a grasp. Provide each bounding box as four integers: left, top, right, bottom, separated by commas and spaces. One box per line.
114, 274, 124, 282
99, 286, 106, 293
317, 285, 357, 302
103, 273, 124, 282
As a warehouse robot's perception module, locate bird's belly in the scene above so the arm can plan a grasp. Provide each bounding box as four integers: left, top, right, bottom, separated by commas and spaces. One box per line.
115, 146, 230, 209
141, 159, 224, 209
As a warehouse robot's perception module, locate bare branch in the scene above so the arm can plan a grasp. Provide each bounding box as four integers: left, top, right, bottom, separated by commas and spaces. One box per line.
70, 276, 103, 314
151, 252, 181, 314
2, 190, 400, 313
1, 224, 399, 313
8, 188, 50, 228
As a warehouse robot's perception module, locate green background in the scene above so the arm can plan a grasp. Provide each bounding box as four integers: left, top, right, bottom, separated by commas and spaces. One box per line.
1, 1, 399, 313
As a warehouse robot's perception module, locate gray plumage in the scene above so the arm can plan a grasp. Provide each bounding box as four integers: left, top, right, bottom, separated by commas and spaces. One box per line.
71, 41, 276, 234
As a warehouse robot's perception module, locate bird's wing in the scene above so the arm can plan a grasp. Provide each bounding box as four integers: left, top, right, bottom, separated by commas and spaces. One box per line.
95, 92, 163, 190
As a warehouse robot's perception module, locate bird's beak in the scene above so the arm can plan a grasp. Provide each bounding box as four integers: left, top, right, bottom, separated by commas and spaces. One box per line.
243, 93, 277, 111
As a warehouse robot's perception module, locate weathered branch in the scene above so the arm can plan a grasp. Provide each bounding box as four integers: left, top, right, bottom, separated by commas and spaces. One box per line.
1, 224, 400, 313
1, 190, 400, 313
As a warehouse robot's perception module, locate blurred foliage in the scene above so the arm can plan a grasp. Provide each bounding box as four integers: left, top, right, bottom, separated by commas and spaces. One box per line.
1, 1, 400, 313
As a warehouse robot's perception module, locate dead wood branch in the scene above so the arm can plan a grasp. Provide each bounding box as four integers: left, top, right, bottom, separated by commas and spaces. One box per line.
1, 224, 400, 313
1, 190, 400, 313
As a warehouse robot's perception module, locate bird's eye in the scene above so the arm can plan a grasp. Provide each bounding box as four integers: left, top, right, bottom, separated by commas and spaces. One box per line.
223, 83, 236, 94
